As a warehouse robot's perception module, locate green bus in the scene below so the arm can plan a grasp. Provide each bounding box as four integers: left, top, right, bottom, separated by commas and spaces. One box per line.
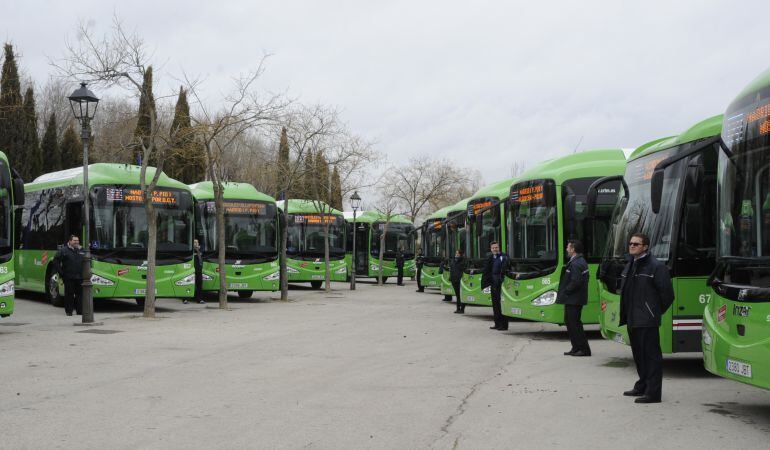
461, 178, 517, 306
1, 151, 23, 318
501, 149, 626, 324
595, 116, 722, 352
418, 206, 451, 291
189, 182, 280, 298
346, 211, 416, 282
15, 164, 196, 306
703, 68, 770, 389
278, 199, 347, 288
440, 198, 470, 300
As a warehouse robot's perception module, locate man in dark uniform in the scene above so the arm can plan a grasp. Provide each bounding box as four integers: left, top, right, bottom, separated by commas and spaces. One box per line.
190, 239, 205, 305
450, 250, 466, 314
481, 241, 508, 330
620, 233, 675, 404
56, 235, 84, 316
395, 247, 405, 286
557, 240, 591, 356
415, 250, 424, 292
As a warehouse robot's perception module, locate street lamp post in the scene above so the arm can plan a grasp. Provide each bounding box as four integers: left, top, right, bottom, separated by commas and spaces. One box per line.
68, 83, 99, 324
350, 191, 362, 290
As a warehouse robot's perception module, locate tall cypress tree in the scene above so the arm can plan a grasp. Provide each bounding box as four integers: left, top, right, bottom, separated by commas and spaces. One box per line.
330, 165, 343, 211
277, 126, 291, 199
133, 66, 156, 165
59, 123, 81, 170
40, 113, 61, 173
21, 86, 42, 180
168, 86, 203, 183
300, 149, 315, 200
0, 43, 24, 173
315, 150, 330, 204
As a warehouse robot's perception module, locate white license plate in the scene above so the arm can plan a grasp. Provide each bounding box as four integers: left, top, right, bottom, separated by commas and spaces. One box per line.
510, 308, 522, 315
726, 359, 752, 378
229, 283, 248, 289
428, 281, 437, 286
133, 288, 157, 295
613, 333, 625, 344
311, 275, 323, 280
466, 296, 475, 302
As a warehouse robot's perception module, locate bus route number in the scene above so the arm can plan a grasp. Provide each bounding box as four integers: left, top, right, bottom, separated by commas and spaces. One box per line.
698, 294, 712, 304
0, 266, 8, 273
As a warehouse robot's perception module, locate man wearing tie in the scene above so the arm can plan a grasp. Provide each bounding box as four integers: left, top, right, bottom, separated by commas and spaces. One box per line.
482, 241, 509, 330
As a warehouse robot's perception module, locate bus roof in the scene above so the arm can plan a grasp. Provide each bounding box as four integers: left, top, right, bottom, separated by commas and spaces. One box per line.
727, 67, 770, 110
188, 181, 275, 203
276, 199, 343, 216
424, 205, 452, 221
27, 163, 189, 192
514, 148, 627, 185
352, 210, 413, 225
469, 178, 517, 203
629, 115, 723, 162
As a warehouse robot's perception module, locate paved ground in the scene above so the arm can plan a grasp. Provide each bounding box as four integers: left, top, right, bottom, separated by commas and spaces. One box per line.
1, 280, 769, 449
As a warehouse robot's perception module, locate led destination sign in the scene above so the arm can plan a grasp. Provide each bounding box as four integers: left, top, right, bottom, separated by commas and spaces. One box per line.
511, 183, 545, 203
431, 219, 443, 230
293, 214, 338, 225
206, 201, 267, 215
106, 188, 179, 205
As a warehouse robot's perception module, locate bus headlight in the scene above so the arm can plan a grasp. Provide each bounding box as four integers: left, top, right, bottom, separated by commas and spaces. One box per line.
702, 327, 713, 346
202, 273, 213, 281
370, 264, 380, 271
286, 266, 300, 274
175, 274, 196, 286
91, 274, 115, 286
336, 266, 347, 274
0, 280, 14, 296
482, 286, 491, 294
531, 291, 557, 306
263, 271, 280, 281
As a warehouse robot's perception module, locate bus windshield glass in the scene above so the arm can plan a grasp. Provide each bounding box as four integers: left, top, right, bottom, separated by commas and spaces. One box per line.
286, 214, 346, 259
424, 220, 444, 259
447, 214, 465, 257
371, 222, 415, 259
509, 180, 557, 273
470, 199, 500, 259
563, 177, 620, 263
199, 200, 277, 260
90, 186, 194, 262
0, 161, 10, 262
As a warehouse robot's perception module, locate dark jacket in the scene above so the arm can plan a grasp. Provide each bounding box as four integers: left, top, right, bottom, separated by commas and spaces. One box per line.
619, 253, 675, 328
556, 254, 589, 306
194, 247, 203, 272
395, 251, 405, 268
481, 253, 508, 289
56, 245, 84, 281
449, 256, 465, 283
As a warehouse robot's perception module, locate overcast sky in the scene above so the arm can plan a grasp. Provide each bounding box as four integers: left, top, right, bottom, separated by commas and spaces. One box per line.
3, 0, 769, 190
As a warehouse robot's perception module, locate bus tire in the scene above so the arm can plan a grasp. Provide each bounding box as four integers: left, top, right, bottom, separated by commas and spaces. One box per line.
237, 290, 253, 299
135, 298, 145, 307
46, 269, 64, 307
310, 280, 323, 289
381, 277, 388, 284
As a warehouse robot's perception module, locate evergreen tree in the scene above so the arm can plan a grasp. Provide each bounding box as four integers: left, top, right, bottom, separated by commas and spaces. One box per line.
59, 123, 81, 170
277, 126, 291, 199
0, 43, 24, 173
40, 113, 61, 173
330, 165, 343, 211
168, 87, 203, 183
300, 149, 315, 200
21, 86, 42, 180
133, 66, 156, 165
315, 150, 330, 204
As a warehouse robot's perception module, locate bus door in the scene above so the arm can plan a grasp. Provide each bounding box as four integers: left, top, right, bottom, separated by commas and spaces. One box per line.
355, 223, 369, 275
65, 201, 84, 244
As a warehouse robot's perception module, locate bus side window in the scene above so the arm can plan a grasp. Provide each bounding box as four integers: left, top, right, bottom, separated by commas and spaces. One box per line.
65, 202, 83, 241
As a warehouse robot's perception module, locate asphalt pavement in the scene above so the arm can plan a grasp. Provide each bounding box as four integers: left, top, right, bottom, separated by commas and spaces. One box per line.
1, 281, 769, 449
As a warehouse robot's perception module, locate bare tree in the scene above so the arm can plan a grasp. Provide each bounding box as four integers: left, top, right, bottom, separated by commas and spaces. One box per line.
372, 182, 407, 286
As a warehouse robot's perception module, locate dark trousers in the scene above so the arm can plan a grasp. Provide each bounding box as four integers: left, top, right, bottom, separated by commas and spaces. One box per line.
629, 326, 663, 400
63, 278, 83, 315
397, 265, 404, 285
491, 279, 506, 329
193, 270, 203, 302
564, 304, 591, 354
416, 267, 423, 291
452, 280, 463, 311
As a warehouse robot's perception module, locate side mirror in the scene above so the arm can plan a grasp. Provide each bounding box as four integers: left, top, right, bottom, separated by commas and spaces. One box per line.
12, 176, 24, 206
650, 169, 664, 214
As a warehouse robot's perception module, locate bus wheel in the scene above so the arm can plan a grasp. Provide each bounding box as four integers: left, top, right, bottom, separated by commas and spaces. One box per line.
237, 290, 253, 299
310, 281, 323, 289
381, 277, 388, 284
46, 270, 64, 307
135, 298, 145, 307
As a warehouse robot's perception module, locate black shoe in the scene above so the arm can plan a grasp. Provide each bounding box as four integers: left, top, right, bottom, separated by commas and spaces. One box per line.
416, 288, 424, 292
454, 309, 464, 314
497, 326, 508, 331
65, 311, 73, 316
564, 350, 576, 356
623, 389, 644, 397
634, 396, 661, 404
490, 325, 500, 330
397, 284, 404, 286
571, 350, 591, 357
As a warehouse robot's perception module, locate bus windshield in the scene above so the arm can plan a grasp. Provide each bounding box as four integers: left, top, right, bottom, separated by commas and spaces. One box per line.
90, 186, 194, 263
198, 200, 277, 261
371, 222, 415, 259
0, 161, 10, 262
509, 180, 558, 274
424, 222, 444, 260
286, 214, 346, 259
447, 213, 465, 257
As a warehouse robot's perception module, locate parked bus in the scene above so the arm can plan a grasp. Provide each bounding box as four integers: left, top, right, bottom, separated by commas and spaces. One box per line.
500, 149, 626, 325
1, 151, 23, 318
16, 164, 196, 306
347, 211, 416, 282
461, 178, 516, 306
703, 68, 770, 389
278, 199, 347, 288
594, 116, 721, 352
440, 198, 470, 301
418, 206, 451, 291
189, 182, 280, 298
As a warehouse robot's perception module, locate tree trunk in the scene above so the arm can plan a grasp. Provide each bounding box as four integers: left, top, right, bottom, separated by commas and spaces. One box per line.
214, 181, 228, 309
324, 219, 331, 293
378, 221, 390, 286
143, 200, 157, 318
280, 206, 289, 301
